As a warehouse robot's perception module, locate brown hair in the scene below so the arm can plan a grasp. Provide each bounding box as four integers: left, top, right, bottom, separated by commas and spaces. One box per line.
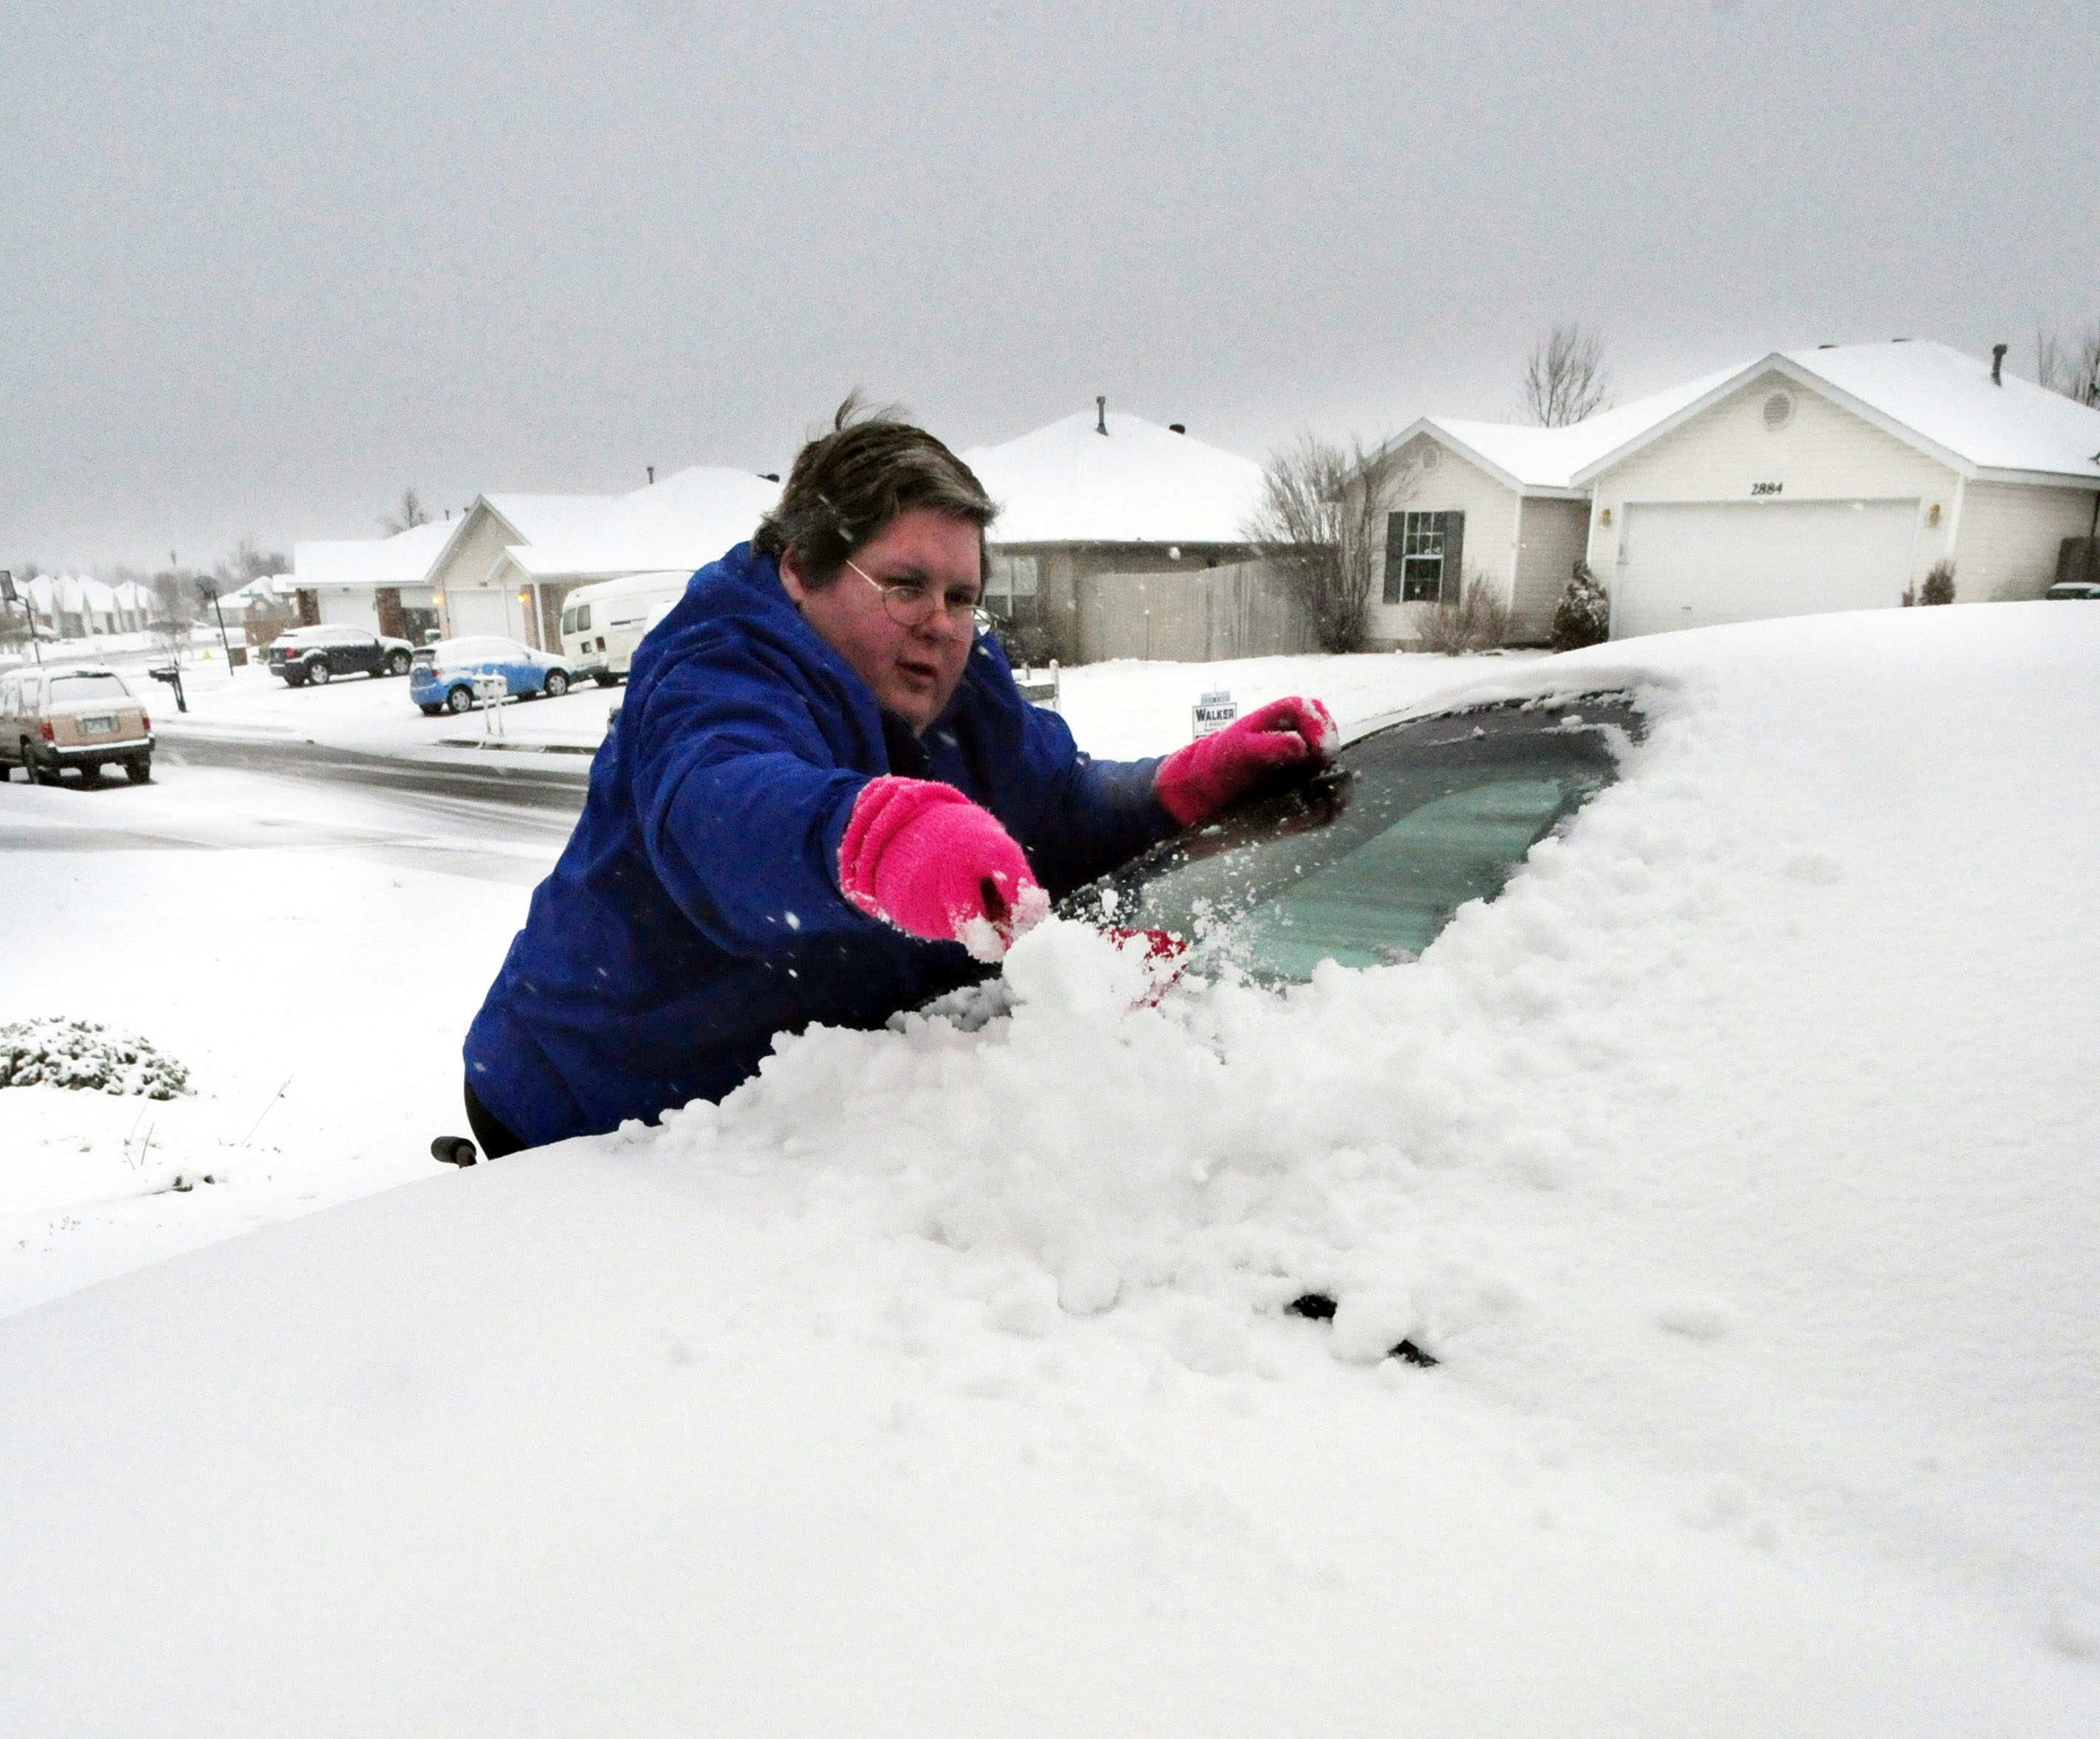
753, 393, 998, 585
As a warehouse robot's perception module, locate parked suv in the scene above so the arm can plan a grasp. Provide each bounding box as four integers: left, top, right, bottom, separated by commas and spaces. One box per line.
0, 665, 155, 783
267, 626, 416, 687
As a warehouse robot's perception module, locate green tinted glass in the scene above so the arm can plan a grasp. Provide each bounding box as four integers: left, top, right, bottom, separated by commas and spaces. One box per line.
1062, 697, 1633, 985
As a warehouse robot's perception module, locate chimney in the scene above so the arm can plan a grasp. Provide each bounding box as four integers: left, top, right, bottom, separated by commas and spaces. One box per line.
647, 465, 656, 485
1169, 423, 1186, 434
1992, 344, 2007, 386
1095, 395, 1107, 435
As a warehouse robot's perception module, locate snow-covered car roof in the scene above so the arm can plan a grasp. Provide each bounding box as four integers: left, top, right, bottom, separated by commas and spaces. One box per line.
4, 603, 2098, 1732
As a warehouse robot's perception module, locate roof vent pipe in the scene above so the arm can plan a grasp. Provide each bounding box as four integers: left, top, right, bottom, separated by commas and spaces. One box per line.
1096, 396, 1107, 435
647, 465, 656, 485
1992, 344, 2007, 386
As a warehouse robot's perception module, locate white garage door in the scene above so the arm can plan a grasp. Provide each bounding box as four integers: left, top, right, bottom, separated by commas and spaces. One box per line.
1615, 499, 1921, 639
445, 589, 519, 641
316, 587, 378, 630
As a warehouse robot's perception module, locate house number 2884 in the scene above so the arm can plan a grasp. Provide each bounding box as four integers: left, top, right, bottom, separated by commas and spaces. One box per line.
1750, 481, 1784, 496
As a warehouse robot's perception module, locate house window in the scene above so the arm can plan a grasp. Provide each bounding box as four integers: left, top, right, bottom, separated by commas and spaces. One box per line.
985, 555, 1038, 619
1384, 510, 1465, 605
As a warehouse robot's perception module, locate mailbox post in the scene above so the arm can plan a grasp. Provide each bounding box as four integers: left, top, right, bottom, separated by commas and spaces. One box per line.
474, 671, 507, 740
147, 665, 188, 713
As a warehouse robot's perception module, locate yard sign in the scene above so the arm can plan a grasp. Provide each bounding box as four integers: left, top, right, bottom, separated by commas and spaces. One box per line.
1192, 690, 1237, 738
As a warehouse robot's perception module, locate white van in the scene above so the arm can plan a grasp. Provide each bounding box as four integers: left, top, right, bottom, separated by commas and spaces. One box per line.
557, 570, 692, 687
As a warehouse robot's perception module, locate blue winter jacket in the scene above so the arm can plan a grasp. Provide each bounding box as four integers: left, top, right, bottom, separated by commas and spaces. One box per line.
464, 542, 1175, 1147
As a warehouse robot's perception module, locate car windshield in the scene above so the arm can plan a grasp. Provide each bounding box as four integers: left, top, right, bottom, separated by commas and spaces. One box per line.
48, 673, 131, 702
1058, 695, 1638, 983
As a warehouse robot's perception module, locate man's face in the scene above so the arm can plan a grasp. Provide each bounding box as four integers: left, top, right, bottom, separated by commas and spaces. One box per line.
779, 508, 983, 734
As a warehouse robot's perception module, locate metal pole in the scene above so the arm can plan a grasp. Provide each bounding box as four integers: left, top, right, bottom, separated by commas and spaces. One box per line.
1, 572, 42, 665
196, 578, 234, 667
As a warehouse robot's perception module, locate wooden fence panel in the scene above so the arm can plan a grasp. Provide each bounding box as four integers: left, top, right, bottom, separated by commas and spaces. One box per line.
1074, 561, 1317, 662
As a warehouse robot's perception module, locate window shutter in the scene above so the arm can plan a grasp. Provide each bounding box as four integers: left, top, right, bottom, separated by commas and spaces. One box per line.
1383, 512, 1408, 605
1442, 512, 1465, 602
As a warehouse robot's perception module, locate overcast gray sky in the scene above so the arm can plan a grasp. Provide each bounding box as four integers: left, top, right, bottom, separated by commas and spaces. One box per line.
4, 0, 2094, 571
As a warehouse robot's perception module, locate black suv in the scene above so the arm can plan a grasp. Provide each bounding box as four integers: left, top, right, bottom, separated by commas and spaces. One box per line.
267, 626, 417, 687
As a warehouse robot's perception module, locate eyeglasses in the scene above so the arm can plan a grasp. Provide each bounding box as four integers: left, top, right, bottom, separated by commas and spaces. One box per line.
845, 559, 991, 634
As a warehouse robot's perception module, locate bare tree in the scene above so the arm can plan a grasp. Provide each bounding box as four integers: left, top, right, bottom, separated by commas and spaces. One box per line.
147, 572, 195, 660
1522, 322, 1611, 426
212, 535, 288, 587
381, 488, 431, 535
1243, 434, 1415, 653
2034, 323, 2100, 407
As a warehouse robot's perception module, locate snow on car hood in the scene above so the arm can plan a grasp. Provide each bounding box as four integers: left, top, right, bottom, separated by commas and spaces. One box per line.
656, 600, 2100, 1617
4, 603, 2097, 1732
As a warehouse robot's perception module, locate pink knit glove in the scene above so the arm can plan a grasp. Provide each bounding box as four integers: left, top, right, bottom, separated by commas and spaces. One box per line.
1154, 695, 1338, 827
838, 777, 1049, 962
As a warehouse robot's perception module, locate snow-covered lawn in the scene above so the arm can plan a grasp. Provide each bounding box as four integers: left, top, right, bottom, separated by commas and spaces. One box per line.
3, 610, 2097, 1734
153, 654, 630, 754
0, 768, 552, 1313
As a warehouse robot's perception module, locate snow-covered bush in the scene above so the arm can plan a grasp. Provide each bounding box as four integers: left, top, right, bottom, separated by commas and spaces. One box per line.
1551, 561, 1611, 651
0, 1017, 190, 1098
1418, 571, 1512, 655
1902, 560, 1956, 607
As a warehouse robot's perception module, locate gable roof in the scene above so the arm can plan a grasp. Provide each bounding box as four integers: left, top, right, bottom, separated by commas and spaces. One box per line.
962, 410, 1265, 545
1385, 368, 1748, 497
501, 466, 779, 579
293, 517, 458, 589
1568, 341, 2100, 487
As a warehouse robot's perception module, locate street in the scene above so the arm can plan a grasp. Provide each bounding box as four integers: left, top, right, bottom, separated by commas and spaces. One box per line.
3, 730, 586, 886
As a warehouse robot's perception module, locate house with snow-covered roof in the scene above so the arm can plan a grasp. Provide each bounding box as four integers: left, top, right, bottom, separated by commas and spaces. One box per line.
423, 466, 778, 649
1572, 340, 2100, 637
291, 518, 457, 642
1360, 369, 1744, 647
18, 574, 153, 640
961, 403, 1276, 663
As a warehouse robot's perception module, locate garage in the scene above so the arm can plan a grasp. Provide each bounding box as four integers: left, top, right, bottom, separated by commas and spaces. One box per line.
442, 587, 523, 641
1614, 498, 1920, 639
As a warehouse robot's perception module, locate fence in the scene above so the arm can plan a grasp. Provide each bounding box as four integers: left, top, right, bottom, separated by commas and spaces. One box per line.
1073, 560, 1318, 664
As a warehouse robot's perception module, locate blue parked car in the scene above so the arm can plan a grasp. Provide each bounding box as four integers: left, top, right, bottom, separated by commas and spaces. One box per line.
409, 636, 575, 715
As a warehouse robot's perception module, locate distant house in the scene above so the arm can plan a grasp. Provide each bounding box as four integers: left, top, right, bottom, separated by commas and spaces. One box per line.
423, 467, 779, 648
1362, 371, 1737, 646
962, 406, 1273, 663
19, 575, 153, 640
1360, 339, 2100, 645
1574, 341, 2100, 636
290, 518, 456, 642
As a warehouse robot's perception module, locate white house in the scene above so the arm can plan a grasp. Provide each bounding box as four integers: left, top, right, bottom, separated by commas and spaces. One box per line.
1361, 370, 1741, 646
291, 518, 456, 642
962, 404, 1269, 662
18, 575, 154, 639
1574, 341, 2100, 638
423, 467, 779, 648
